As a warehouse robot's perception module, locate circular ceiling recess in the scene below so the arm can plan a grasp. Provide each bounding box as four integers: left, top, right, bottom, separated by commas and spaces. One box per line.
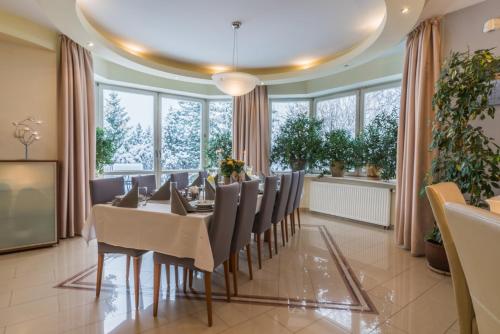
78, 0, 386, 73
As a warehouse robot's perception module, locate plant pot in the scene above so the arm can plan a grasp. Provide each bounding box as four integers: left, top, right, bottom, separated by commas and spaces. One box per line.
290, 160, 306, 171
330, 161, 345, 177
366, 164, 381, 178
223, 176, 231, 185
425, 240, 450, 275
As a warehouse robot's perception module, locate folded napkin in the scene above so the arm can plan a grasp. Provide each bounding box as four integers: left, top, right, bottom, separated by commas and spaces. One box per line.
114, 183, 139, 208
205, 180, 216, 200
150, 180, 171, 200
171, 187, 195, 216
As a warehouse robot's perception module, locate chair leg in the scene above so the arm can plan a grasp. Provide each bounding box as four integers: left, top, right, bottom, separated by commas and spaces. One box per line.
266, 229, 273, 259
297, 208, 301, 229
231, 253, 238, 296
256, 233, 262, 269
175, 265, 179, 288
133, 256, 141, 309
166, 264, 170, 287
246, 244, 253, 280
291, 213, 296, 235
204, 271, 213, 327
273, 224, 278, 255
223, 260, 231, 302
284, 216, 289, 242
189, 269, 194, 289
281, 220, 286, 246
96, 254, 104, 298
126, 255, 131, 282
153, 262, 161, 317
183, 268, 188, 293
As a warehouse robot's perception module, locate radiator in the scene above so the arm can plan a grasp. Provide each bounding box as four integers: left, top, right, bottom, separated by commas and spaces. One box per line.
310, 181, 391, 227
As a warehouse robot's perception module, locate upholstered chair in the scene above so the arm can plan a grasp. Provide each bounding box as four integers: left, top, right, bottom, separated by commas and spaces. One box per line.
89, 177, 148, 309
152, 183, 240, 326
252, 176, 279, 268
284, 172, 299, 239
229, 180, 260, 295
444, 203, 500, 334
131, 174, 156, 196
271, 173, 292, 253
426, 182, 476, 334
170, 172, 189, 190
292, 170, 305, 230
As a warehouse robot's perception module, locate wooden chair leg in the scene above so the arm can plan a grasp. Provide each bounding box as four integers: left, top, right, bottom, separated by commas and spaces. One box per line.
183, 268, 188, 293
133, 256, 141, 309
231, 253, 238, 296
166, 264, 170, 287
175, 265, 179, 288
256, 233, 262, 269
223, 260, 231, 302
96, 253, 104, 298
246, 244, 253, 280
281, 220, 286, 246
297, 208, 302, 229
204, 271, 213, 327
291, 213, 296, 235
153, 262, 161, 317
284, 216, 289, 242
126, 255, 131, 282
266, 229, 273, 259
273, 224, 279, 255
189, 269, 194, 289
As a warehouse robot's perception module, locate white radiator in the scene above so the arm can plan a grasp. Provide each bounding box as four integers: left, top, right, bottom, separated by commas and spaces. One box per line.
310, 181, 391, 227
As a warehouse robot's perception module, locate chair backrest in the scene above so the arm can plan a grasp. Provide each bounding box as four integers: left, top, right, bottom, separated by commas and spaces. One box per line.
199, 170, 208, 179
131, 174, 156, 195
230, 180, 260, 253
286, 172, 299, 215
271, 173, 292, 224
170, 172, 189, 190
426, 182, 474, 333
293, 170, 305, 210
89, 177, 125, 205
209, 183, 240, 268
253, 176, 279, 234
445, 203, 500, 334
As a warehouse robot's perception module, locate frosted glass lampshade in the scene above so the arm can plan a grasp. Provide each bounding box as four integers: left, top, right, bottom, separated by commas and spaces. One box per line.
212, 72, 259, 96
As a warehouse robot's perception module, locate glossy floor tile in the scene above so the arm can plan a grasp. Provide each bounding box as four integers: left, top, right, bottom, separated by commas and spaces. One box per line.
0, 211, 457, 333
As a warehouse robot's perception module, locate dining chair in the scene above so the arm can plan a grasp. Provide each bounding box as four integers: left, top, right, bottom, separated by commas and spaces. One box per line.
89, 177, 148, 309
444, 203, 500, 334
271, 173, 292, 254
426, 182, 476, 334
252, 176, 279, 269
284, 172, 299, 240
292, 170, 305, 231
152, 183, 240, 327
131, 174, 156, 196
229, 180, 259, 295
170, 172, 189, 190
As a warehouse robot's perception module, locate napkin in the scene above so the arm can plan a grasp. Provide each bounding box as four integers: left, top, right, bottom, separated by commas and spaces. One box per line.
150, 181, 171, 200
205, 180, 216, 200
190, 175, 202, 187
114, 183, 139, 208
171, 187, 195, 216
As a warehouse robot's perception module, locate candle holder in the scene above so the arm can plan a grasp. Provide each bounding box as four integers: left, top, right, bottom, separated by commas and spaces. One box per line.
12, 117, 42, 160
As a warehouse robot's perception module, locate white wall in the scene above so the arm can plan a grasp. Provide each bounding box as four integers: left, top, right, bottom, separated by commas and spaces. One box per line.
0, 36, 57, 160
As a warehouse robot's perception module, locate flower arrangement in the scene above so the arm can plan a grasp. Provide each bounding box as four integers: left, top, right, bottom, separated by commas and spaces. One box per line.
220, 158, 245, 177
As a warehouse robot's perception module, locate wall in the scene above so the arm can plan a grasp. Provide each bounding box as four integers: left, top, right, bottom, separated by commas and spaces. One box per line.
0, 35, 58, 160
442, 0, 500, 141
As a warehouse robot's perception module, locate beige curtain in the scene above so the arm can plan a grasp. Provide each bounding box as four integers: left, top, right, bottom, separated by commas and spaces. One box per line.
395, 18, 442, 256
58, 35, 96, 238
232, 86, 270, 176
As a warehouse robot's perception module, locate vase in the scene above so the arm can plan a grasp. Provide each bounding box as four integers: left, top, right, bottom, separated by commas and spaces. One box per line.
366, 164, 381, 178
330, 161, 345, 177
223, 176, 231, 185
290, 160, 306, 171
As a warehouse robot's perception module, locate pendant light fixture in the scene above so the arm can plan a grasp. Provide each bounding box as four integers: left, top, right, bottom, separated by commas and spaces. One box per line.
212, 21, 259, 96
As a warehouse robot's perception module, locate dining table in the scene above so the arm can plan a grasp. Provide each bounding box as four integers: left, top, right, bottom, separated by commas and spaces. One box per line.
82, 196, 262, 273
486, 195, 500, 215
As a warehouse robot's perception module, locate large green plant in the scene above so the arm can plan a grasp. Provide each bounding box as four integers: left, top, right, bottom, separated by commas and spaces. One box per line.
271, 114, 323, 171
362, 110, 399, 180
428, 49, 500, 207
95, 127, 116, 175
322, 129, 355, 168
205, 131, 232, 168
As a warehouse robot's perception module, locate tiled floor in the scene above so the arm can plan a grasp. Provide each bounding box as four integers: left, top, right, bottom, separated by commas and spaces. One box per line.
0, 212, 458, 334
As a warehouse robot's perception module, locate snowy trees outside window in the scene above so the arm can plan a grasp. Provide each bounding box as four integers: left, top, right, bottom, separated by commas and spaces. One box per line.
363, 86, 401, 127
316, 95, 357, 137
209, 101, 232, 138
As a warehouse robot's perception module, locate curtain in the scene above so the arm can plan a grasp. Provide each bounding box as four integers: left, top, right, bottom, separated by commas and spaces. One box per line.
58, 35, 96, 238
395, 18, 442, 256
232, 86, 270, 176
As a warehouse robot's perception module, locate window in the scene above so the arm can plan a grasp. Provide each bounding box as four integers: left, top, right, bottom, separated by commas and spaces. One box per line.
208, 100, 232, 138
161, 97, 202, 170
363, 86, 401, 127
102, 88, 154, 172
316, 94, 357, 136
271, 101, 310, 145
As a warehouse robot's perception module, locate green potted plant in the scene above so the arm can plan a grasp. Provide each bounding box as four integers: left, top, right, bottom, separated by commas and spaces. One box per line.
205, 131, 232, 168
361, 110, 398, 180
95, 127, 116, 176
271, 114, 323, 171
323, 129, 354, 177
425, 49, 500, 273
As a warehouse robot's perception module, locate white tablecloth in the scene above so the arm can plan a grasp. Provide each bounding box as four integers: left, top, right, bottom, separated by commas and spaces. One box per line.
82, 196, 262, 272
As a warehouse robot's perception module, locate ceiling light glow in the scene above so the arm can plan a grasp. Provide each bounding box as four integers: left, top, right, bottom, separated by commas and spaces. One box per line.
401, 7, 409, 14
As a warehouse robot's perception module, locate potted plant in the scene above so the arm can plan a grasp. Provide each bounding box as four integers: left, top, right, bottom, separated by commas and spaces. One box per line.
425, 49, 500, 273
205, 131, 232, 168
361, 110, 398, 180
322, 129, 354, 177
271, 114, 323, 171
95, 127, 116, 176
220, 157, 245, 184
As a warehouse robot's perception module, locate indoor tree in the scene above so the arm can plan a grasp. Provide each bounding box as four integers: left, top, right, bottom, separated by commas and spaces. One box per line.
322, 129, 355, 176
95, 127, 116, 175
206, 131, 232, 168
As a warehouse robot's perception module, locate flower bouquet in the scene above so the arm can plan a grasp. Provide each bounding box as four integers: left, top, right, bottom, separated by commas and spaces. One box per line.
220, 158, 245, 184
